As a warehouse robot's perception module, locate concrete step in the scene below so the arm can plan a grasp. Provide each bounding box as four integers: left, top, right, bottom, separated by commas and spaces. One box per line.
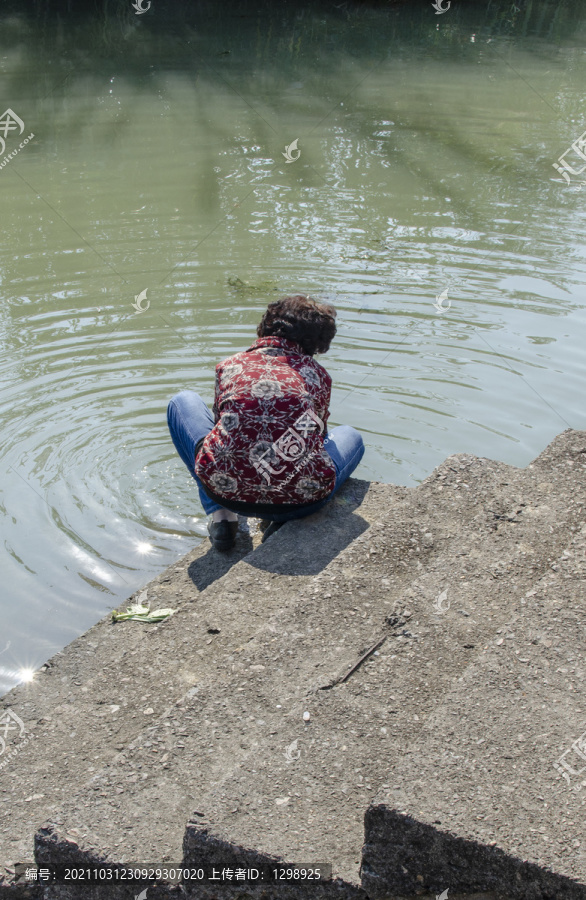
361, 436, 586, 899
177, 435, 586, 895
19, 460, 488, 884
3, 430, 585, 900
30, 432, 586, 899
0, 480, 393, 885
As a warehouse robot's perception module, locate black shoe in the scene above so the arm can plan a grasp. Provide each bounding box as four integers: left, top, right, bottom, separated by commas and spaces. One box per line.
260, 520, 284, 543
208, 519, 238, 552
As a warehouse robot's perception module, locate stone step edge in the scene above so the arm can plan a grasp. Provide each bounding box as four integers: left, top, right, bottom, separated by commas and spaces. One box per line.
21, 472, 578, 887
147, 520, 586, 895
359, 527, 586, 900
360, 809, 585, 900
26, 541, 571, 900
31, 822, 368, 900
0, 481, 392, 880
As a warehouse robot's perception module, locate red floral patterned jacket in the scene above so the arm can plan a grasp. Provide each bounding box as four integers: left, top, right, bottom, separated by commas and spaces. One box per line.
194, 336, 336, 506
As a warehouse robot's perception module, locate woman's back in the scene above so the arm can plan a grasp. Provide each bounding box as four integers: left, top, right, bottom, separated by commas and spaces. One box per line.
195, 335, 336, 506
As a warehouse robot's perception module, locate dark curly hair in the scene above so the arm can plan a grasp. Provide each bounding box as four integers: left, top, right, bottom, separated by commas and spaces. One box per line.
257, 294, 337, 356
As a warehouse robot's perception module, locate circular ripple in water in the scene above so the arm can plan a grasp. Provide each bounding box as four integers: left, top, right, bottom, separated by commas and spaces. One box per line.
0, 309, 215, 694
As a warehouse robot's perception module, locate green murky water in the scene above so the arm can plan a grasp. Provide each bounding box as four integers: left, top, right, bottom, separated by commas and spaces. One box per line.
1, 0, 585, 694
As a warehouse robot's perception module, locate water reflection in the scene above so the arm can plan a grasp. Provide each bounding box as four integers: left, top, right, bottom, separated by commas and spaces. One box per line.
0, 0, 585, 694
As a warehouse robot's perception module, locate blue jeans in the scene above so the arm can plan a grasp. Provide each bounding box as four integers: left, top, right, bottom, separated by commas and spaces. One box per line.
167, 390, 365, 522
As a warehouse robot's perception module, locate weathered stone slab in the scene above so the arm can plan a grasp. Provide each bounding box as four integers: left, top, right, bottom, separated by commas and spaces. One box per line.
33, 825, 182, 900
1, 431, 584, 900
178, 434, 586, 896
361, 523, 586, 896
0, 480, 384, 890
30, 461, 497, 885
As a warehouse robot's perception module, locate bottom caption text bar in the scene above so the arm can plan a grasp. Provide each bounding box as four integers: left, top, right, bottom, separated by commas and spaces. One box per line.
15, 864, 332, 885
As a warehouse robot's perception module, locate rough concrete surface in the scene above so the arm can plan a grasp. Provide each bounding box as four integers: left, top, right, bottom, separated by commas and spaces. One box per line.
1, 430, 585, 900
